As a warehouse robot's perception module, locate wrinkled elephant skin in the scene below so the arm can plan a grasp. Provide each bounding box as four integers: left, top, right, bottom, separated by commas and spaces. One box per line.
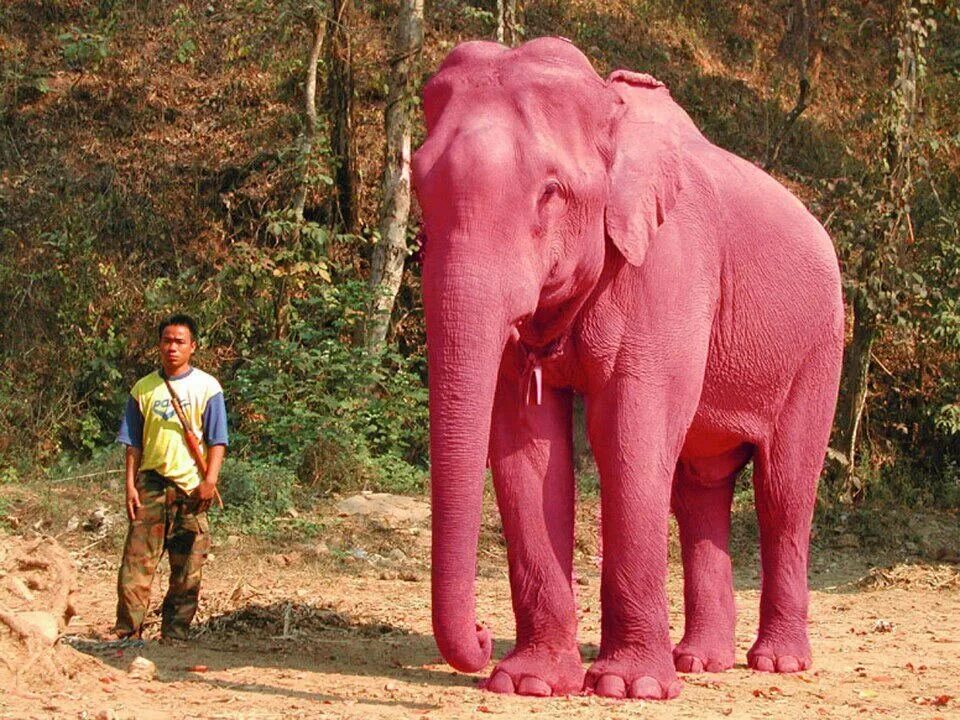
412, 37, 844, 700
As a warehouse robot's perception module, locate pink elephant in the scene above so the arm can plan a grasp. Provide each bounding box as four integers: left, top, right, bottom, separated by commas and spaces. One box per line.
412, 37, 844, 700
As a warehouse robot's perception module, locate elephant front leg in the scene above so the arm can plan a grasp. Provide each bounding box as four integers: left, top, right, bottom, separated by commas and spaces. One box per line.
485, 376, 584, 697
584, 380, 685, 700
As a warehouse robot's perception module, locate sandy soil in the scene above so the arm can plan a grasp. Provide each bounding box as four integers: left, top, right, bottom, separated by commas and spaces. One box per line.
1, 506, 958, 720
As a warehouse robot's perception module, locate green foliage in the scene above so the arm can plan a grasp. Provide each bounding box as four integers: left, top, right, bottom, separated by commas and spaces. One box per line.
460, 4, 496, 30
0, 61, 50, 112
0, 466, 19, 486
2, 0, 960, 527
227, 282, 429, 494
217, 458, 293, 514
171, 4, 198, 65
58, 25, 112, 71
935, 404, 960, 436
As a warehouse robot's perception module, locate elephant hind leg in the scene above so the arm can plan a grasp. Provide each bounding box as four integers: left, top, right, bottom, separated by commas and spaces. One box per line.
672, 444, 752, 673
748, 347, 840, 673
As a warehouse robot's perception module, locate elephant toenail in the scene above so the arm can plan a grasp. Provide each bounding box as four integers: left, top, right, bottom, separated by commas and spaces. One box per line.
629, 676, 663, 699
666, 680, 683, 698
776, 656, 800, 673
752, 656, 775, 673
676, 654, 703, 673
486, 671, 515, 694
594, 674, 627, 698
518, 676, 551, 696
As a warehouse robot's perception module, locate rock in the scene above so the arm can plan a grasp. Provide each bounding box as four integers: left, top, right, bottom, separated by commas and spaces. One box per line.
127, 656, 156, 681
65, 515, 80, 533
270, 552, 302, 567
336, 493, 430, 527
388, 548, 408, 563
82, 507, 109, 531
15, 611, 60, 644
872, 619, 895, 633
224, 535, 240, 547
286, 507, 300, 519
95, 709, 116, 720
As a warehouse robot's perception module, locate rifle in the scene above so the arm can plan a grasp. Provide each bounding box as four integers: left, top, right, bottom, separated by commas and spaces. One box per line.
162, 373, 224, 510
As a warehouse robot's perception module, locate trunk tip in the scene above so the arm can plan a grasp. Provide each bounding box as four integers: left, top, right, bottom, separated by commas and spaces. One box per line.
436, 622, 493, 673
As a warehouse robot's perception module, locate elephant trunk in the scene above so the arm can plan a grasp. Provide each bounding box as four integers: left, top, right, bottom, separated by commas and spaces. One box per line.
424, 266, 508, 673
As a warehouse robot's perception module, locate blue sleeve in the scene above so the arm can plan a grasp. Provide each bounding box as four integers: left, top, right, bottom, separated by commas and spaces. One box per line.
202, 392, 229, 446
117, 396, 144, 449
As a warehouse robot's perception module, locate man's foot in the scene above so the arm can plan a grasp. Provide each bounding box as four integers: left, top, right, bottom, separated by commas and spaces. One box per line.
159, 635, 189, 646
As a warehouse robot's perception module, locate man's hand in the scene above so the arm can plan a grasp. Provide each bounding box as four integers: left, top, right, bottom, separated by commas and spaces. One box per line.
195, 479, 218, 513
125, 484, 142, 522
123, 445, 142, 522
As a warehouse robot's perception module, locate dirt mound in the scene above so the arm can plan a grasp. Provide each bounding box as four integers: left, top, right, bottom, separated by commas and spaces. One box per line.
0, 533, 103, 692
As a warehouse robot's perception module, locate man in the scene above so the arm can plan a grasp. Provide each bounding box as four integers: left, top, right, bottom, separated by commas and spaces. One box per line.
115, 313, 228, 641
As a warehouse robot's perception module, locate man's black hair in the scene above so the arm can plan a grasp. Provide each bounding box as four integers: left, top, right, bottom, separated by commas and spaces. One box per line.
159, 313, 199, 342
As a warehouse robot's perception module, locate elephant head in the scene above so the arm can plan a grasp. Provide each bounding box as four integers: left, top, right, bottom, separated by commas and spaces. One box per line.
411, 37, 696, 672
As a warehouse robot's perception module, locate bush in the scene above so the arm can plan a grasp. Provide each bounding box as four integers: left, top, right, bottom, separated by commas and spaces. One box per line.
226, 281, 429, 495
215, 458, 294, 534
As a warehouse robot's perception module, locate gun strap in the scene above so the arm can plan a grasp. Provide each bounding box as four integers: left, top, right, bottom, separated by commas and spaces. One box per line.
161, 372, 207, 473
160, 370, 223, 509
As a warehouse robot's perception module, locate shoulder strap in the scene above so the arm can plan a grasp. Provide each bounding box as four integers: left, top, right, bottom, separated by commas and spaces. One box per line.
162, 372, 208, 475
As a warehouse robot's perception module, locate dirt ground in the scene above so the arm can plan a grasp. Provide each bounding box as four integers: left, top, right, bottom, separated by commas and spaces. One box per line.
1, 501, 958, 720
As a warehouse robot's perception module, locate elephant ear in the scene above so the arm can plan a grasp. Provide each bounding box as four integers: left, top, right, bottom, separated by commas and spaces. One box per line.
603, 71, 682, 267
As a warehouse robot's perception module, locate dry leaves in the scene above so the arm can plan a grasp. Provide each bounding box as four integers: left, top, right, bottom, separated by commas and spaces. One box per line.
856, 563, 960, 591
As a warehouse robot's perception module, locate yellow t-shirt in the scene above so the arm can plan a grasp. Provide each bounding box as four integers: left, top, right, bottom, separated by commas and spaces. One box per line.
121, 368, 227, 492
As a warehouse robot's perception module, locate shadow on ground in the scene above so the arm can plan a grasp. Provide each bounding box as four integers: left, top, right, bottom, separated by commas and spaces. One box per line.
68, 601, 554, 700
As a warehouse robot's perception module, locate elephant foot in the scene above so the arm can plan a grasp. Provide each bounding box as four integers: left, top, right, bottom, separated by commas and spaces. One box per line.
482, 644, 585, 697
672, 637, 735, 673
747, 631, 812, 673
584, 653, 682, 700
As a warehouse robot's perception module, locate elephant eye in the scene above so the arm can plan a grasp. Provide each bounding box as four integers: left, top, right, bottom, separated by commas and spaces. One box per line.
539, 180, 564, 205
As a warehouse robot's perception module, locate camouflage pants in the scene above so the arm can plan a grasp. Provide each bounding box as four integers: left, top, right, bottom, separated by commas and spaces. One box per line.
115, 471, 210, 639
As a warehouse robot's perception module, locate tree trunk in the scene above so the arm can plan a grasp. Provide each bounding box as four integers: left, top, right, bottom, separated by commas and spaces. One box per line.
833, 294, 877, 500
366, 0, 424, 352
765, 0, 823, 171
292, 9, 325, 226
277, 9, 326, 342
496, 0, 520, 46
830, 0, 922, 499
325, 0, 357, 233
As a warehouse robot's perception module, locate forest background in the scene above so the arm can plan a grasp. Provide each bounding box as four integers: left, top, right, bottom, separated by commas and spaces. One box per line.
1, 0, 958, 538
